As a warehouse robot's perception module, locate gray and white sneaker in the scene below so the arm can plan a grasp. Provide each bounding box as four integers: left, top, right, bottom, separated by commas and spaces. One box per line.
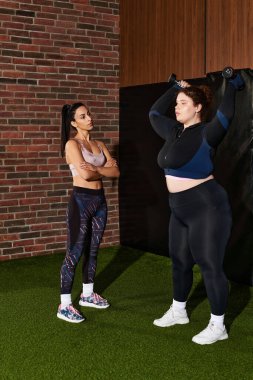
153, 306, 189, 327
192, 321, 228, 345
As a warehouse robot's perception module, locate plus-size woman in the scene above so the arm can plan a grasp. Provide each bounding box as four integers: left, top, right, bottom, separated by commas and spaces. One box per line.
149, 72, 244, 344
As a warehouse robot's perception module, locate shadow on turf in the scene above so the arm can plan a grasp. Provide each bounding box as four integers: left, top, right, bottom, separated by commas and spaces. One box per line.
187, 279, 251, 332
95, 246, 145, 293
73, 245, 144, 304
226, 281, 251, 332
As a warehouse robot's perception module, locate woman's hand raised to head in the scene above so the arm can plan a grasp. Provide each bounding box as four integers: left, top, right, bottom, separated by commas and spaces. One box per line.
178, 80, 191, 88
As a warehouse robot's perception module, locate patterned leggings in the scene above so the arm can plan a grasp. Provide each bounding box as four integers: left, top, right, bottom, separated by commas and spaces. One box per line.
60, 186, 107, 294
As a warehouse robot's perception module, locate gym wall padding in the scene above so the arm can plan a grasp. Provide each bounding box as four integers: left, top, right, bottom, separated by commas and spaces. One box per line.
119, 69, 253, 286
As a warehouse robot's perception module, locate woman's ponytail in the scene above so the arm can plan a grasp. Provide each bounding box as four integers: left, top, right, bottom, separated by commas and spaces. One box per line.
61, 104, 71, 157
60, 102, 86, 157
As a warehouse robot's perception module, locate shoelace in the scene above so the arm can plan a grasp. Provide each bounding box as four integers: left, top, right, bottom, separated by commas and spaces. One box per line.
207, 322, 224, 333
94, 293, 105, 301
69, 305, 81, 316
84, 293, 107, 302
163, 306, 173, 317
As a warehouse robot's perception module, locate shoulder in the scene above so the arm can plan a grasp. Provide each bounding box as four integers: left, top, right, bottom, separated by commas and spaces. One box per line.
65, 139, 80, 151
94, 140, 107, 150
94, 139, 105, 147
94, 139, 112, 160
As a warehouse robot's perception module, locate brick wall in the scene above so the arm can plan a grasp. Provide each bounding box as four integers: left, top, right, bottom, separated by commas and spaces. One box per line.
0, 0, 120, 260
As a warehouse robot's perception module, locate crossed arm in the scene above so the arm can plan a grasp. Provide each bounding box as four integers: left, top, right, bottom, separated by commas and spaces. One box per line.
65, 140, 120, 181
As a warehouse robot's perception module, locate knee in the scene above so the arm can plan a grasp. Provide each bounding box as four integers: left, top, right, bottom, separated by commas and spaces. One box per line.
172, 258, 194, 274
200, 266, 226, 281
62, 255, 78, 272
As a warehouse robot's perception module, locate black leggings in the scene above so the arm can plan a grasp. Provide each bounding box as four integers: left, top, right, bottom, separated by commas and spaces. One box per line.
60, 187, 107, 294
169, 180, 232, 315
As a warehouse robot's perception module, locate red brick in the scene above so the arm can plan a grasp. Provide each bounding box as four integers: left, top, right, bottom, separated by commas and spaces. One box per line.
0, 233, 19, 242
24, 245, 45, 252
35, 237, 56, 244
0, 255, 12, 261
4, 21, 24, 29
2, 247, 25, 255
0, 2, 17, 9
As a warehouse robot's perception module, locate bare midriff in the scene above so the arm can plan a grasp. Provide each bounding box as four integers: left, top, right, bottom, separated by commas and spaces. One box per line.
166, 174, 214, 193
72, 176, 103, 190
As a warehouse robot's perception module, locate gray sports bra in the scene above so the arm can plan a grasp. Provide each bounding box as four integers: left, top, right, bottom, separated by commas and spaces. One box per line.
69, 139, 106, 177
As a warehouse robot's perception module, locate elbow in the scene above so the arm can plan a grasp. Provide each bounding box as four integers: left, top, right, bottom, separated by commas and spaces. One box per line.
110, 168, 120, 178
149, 110, 159, 120
148, 111, 154, 122
149, 110, 159, 125
111, 168, 120, 178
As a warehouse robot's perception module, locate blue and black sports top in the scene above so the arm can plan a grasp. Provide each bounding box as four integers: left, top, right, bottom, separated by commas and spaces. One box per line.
149, 83, 237, 179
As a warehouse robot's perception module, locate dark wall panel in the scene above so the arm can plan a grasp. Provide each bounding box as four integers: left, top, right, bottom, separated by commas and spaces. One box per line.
120, 0, 205, 86
120, 0, 252, 87
119, 70, 253, 285
119, 83, 169, 254
206, 0, 253, 72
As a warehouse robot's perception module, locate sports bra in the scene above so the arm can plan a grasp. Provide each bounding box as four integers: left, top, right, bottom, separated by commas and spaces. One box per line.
69, 139, 106, 177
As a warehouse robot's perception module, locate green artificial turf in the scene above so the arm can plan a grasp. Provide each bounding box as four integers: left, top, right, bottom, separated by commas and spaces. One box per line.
0, 246, 252, 380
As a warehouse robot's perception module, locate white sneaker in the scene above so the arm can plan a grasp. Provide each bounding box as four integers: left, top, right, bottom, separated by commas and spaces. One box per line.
192, 321, 228, 345
153, 306, 189, 327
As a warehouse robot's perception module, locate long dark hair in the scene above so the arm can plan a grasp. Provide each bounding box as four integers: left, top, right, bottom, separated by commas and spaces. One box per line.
178, 85, 213, 121
61, 102, 86, 157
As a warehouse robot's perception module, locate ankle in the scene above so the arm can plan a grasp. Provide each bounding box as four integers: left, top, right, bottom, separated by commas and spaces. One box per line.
210, 313, 225, 329
60, 293, 72, 308
82, 282, 94, 297
172, 299, 187, 312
